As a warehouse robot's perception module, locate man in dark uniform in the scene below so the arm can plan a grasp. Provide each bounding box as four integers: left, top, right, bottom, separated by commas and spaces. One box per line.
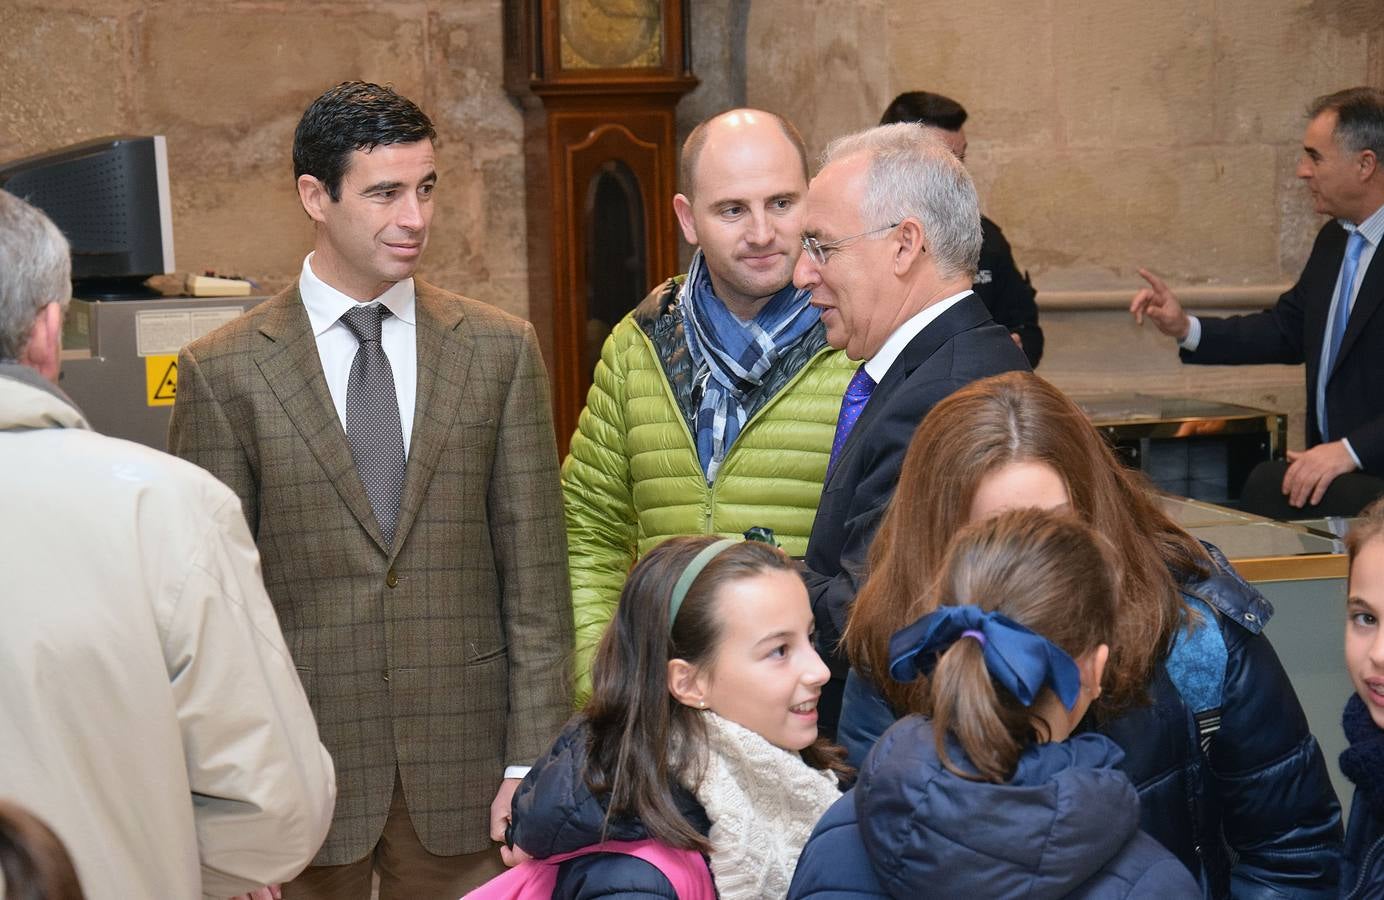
881, 91, 1044, 366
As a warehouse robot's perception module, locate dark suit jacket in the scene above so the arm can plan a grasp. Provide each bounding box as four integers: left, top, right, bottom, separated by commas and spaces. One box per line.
976, 215, 1043, 367
1183, 219, 1384, 474
168, 282, 573, 864
803, 293, 1031, 679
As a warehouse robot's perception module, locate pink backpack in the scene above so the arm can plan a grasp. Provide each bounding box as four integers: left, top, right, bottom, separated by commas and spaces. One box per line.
465, 839, 715, 899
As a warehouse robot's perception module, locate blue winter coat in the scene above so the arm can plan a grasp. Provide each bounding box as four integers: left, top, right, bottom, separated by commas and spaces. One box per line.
1343, 790, 1384, 900
788, 715, 1199, 899
836, 545, 1343, 898
508, 719, 711, 899
1341, 693, 1384, 900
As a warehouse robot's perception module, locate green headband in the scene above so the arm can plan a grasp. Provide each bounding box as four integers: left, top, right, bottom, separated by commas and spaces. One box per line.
668, 539, 739, 636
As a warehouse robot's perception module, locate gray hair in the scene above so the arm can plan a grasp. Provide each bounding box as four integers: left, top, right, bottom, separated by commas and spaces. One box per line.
0, 191, 70, 362
820, 123, 981, 281
1308, 86, 1384, 157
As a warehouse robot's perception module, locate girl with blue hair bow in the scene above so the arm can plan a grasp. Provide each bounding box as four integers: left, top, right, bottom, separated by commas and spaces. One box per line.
789, 508, 1199, 899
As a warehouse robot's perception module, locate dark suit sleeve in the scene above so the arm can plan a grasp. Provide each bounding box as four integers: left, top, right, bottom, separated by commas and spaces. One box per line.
802, 376, 965, 650
1179, 224, 1333, 368
977, 218, 1043, 367
168, 345, 260, 535
800, 464, 889, 651
491, 322, 575, 766
1179, 279, 1308, 367
1345, 417, 1384, 473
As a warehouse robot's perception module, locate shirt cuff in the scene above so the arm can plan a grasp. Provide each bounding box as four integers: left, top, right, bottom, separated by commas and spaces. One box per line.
1343, 438, 1363, 470
1177, 316, 1201, 352
503, 765, 531, 781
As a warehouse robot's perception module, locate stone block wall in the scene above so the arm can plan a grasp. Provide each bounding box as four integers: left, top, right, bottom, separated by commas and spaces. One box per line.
5, 0, 1383, 444
1, 0, 530, 319
745, 0, 1384, 448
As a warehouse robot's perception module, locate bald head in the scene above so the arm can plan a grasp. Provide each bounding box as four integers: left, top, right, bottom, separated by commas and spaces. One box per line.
672, 109, 809, 318
679, 109, 808, 200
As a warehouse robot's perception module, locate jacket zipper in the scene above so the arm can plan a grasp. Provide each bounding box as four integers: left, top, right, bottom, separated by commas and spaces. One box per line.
636, 326, 840, 521
705, 345, 840, 529
1347, 834, 1384, 899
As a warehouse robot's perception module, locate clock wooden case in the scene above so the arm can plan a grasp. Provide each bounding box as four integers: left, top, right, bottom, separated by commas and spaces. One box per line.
505, 0, 697, 451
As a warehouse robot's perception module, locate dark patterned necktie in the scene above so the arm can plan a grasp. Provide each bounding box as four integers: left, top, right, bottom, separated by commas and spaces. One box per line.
827, 365, 877, 479
340, 304, 407, 545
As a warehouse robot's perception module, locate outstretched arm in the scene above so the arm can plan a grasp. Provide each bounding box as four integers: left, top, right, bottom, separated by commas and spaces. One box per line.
1129, 267, 1192, 341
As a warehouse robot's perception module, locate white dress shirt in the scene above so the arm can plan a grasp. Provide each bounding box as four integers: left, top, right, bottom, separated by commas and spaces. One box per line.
863, 289, 975, 383
298, 254, 417, 457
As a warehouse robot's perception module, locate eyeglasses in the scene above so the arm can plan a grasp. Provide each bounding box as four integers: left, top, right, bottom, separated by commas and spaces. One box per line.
800, 222, 902, 266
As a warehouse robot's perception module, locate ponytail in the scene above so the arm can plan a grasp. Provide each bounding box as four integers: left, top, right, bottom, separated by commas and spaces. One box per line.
886, 509, 1118, 785
929, 637, 1037, 782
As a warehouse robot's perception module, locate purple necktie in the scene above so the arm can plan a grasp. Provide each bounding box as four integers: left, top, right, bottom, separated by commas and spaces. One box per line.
827, 366, 876, 478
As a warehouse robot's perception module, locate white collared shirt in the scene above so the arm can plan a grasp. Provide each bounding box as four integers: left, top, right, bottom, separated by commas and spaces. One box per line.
298, 254, 418, 457
863, 290, 975, 384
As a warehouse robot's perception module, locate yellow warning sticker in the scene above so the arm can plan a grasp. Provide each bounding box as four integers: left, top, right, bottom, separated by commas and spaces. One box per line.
145, 354, 178, 407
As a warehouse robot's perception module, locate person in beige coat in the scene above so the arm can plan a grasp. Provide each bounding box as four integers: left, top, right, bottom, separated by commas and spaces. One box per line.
0, 192, 335, 897
169, 83, 573, 898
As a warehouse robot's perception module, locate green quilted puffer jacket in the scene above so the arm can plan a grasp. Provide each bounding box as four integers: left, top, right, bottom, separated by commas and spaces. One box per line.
563, 277, 857, 703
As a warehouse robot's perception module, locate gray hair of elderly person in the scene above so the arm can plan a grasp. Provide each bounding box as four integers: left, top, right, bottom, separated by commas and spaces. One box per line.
0, 191, 71, 363
818, 122, 982, 282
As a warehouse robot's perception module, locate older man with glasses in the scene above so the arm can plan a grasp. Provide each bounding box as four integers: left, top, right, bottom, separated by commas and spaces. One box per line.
793, 123, 1031, 738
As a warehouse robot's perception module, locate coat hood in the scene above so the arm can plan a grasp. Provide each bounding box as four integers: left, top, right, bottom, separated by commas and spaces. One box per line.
856, 715, 1140, 899
0, 363, 88, 432
509, 718, 711, 859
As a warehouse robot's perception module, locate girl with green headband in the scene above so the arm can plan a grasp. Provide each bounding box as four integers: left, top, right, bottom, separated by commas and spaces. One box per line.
496, 535, 847, 899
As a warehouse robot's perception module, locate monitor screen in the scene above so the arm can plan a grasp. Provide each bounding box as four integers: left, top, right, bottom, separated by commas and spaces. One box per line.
0, 135, 176, 299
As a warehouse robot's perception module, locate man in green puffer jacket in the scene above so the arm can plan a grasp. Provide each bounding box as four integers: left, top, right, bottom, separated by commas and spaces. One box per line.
563, 109, 856, 703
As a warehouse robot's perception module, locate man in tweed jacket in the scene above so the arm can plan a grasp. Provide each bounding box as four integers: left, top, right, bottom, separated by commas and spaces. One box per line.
169, 82, 572, 898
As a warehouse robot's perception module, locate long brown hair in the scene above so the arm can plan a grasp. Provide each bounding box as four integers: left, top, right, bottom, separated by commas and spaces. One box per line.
583, 535, 847, 851
923, 509, 1117, 782
0, 800, 84, 900
845, 372, 1208, 717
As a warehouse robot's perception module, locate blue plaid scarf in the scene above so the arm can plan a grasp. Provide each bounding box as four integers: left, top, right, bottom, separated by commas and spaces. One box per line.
681, 251, 819, 481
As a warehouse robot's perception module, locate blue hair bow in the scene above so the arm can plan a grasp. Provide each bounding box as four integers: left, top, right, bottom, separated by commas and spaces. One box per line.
887, 605, 1083, 710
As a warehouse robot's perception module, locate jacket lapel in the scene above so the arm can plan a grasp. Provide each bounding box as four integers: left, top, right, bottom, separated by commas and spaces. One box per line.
254, 288, 387, 550
824, 294, 992, 490
392, 283, 474, 557
1334, 239, 1384, 375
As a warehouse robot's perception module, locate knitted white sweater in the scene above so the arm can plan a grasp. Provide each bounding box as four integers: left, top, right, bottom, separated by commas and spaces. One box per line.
680, 713, 841, 899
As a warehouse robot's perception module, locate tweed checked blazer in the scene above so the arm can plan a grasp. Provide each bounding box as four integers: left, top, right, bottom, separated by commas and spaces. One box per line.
168, 281, 573, 865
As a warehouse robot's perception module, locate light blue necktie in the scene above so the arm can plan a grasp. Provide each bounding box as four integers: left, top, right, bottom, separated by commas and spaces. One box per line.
1318, 230, 1368, 442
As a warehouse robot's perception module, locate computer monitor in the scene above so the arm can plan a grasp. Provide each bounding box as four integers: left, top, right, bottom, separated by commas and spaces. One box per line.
0, 135, 176, 299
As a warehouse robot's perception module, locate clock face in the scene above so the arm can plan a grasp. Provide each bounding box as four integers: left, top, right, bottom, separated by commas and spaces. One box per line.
559, 0, 664, 70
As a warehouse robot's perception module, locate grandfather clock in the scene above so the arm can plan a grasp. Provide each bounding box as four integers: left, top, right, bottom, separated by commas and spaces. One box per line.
505, 0, 697, 450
